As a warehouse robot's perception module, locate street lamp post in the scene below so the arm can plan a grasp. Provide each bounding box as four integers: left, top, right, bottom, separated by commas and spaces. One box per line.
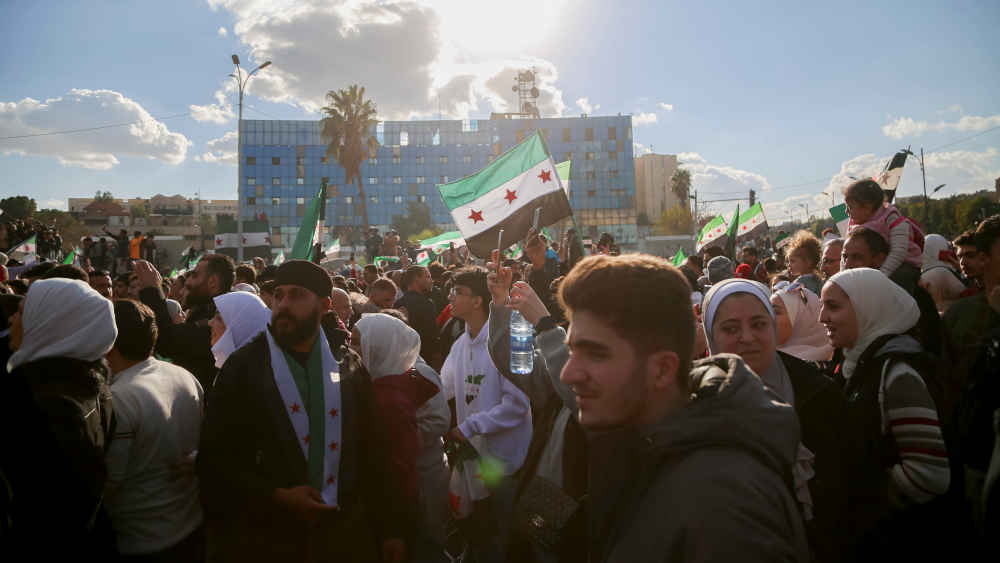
231, 55, 271, 262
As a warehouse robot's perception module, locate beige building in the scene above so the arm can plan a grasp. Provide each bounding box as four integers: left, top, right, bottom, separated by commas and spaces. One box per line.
634, 153, 680, 222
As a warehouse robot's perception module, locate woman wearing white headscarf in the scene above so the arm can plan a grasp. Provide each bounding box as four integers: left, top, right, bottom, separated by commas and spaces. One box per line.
2, 279, 119, 556
772, 282, 834, 362
821, 268, 950, 557
919, 234, 966, 313
703, 278, 854, 561
208, 291, 271, 369
352, 313, 446, 562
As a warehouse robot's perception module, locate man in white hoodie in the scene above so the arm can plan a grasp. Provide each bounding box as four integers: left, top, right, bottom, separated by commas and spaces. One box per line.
441, 266, 532, 563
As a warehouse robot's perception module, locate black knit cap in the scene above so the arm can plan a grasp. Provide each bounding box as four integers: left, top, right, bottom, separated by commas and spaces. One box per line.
273, 260, 332, 298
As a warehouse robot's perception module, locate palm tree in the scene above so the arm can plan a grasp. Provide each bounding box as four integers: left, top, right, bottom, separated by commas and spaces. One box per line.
320, 85, 380, 228
671, 168, 691, 202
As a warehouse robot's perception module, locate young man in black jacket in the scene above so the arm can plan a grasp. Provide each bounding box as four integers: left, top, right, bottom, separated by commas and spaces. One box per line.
133, 254, 234, 390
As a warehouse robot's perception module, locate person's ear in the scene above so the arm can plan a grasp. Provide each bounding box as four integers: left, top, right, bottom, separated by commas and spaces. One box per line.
647, 349, 680, 391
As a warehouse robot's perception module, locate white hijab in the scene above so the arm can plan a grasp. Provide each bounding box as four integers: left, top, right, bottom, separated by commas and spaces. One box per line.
7, 278, 117, 373
354, 313, 420, 380
921, 234, 955, 273
775, 283, 833, 362
211, 291, 271, 368
827, 268, 920, 379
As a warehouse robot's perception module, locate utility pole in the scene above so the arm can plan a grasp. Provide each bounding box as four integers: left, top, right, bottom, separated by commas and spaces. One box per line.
689, 190, 698, 240
919, 147, 929, 224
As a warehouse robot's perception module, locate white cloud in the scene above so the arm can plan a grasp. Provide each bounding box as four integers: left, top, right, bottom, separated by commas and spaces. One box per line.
633, 142, 653, 156
632, 112, 657, 126
190, 89, 236, 124
575, 97, 599, 114
678, 151, 772, 194
204, 0, 568, 120
40, 198, 67, 211
195, 130, 238, 165
881, 113, 1000, 139
657, 102, 673, 111
938, 104, 962, 115
218, 26, 228, 37
0, 88, 191, 170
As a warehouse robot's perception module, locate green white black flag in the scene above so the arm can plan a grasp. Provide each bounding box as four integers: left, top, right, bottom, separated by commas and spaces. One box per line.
437, 132, 572, 258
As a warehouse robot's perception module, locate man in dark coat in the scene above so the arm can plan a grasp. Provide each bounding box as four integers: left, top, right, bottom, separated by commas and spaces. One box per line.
394, 265, 438, 363
133, 254, 234, 390
197, 260, 409, 563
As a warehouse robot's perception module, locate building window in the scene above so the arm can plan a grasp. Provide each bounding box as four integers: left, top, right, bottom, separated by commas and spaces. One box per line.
587, 190, 596, 198
255, 186, 265, 197
416, 176, 426, 184
608, 127, 617, 140
272, 157, 280, 165
370, 195, 378, 203
440, 176, 449, 184
585, 171, 596, 181
585, 152, 594, 161
272, 177, 281, 185
392, 156, 401, 164
272, 197, 280, 205
296, 156, 305, 165
610, 188, 626, 196
296, 178, 304, 185
439, 156, 448, 164
409, 184, 418, 195
463, 155, 472, 163
562, 128, 571, 142
416, 155, 425, 164
393, 195, 404, 203
564, 151, 573, 161
400, 131, 409, 146
585, 127, 594, 141
626, 126, 632, 139
608, 151, 617, 160
608, 140, 617, 151
326, 184, 339, 197
368, 177, 378, 185
392, 176, 402, 184
516, 130, 525, 143
321, 176, 330, 185
247, 157, 256, 165
247, 197, 256, 205
487, 156, 495, 163
345, 196, 353, 204
417, 195, 427, 203
247, 176, 256, 185
369, 157, 378, 166
610, 169, 619, 178
321, 156, 330, 164
296, 197, 305, 205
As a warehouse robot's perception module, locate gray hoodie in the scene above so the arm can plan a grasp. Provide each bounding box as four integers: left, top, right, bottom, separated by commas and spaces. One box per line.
589, 354, 809, 563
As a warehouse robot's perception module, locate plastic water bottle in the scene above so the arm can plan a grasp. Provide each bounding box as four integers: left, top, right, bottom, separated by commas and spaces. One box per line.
509, 310, 534, 375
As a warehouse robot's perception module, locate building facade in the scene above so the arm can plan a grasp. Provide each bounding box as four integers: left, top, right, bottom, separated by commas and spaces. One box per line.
634, 153, 680, 223
238, 115, 638, 249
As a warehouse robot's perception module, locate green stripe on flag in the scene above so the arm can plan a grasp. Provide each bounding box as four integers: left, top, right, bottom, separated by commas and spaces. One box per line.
556, 160, 571, 184
420, 231, 464, 248
62, 247, 79, 265
437, 133, 549, 209
291, 187, 324, 260
829, 203, 848, 223
672, 247, 688, 267
375, 256, 401, 268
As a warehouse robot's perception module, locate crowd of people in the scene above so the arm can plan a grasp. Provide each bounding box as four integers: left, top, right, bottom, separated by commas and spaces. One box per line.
1, 178, 998, 562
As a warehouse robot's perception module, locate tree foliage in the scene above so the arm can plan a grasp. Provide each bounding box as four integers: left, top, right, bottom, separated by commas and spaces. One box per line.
0, 196, 37, 220
320, 84, 379, 228
671, 168, 691, 203
392, 202, 433, 241
95, 190, 115, 201
655, 204, 694, 235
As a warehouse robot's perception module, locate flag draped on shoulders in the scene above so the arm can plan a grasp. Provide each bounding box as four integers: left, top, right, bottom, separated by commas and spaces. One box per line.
437, 132, 572, 258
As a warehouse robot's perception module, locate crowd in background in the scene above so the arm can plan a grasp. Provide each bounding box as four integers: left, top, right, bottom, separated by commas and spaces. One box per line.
1, 178, 999, 562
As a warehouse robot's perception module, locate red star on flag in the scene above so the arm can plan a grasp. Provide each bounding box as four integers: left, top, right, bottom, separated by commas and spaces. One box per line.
265, 236, 271, 244
242, 236, 248, 244
303, 434, 310, 445
329, 408, 338, 418
327, 474, 335, 485
538, 169, 552, 183
449, 491, 462, 514
468, 209, 484, 223
329, 441, 338, 451
504, 189, 518, 204
216, 237, 222, 246
290, 403, 301, 413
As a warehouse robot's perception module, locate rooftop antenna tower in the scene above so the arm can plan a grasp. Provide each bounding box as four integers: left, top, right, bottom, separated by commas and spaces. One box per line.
511, 68, 540, 118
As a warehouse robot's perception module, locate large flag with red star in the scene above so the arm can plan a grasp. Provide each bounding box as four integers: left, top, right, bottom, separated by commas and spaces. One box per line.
736, 202, 768, 240
696, 215, 728, 252
877, 150, 908, 193
437, 131, 573, 258
213, 216, 272, 261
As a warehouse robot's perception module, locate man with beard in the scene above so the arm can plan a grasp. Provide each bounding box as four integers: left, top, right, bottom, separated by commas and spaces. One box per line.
197, 260, 409, 563
133, 254, 234, 390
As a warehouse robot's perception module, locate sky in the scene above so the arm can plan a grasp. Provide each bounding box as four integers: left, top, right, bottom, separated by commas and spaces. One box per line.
1, 0, 998, 226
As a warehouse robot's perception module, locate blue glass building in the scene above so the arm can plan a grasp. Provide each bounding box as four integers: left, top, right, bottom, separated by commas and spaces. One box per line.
239, 115, 637, 250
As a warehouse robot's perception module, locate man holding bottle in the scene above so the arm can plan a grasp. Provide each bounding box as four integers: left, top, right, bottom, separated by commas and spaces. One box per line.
440, 266, 532, 563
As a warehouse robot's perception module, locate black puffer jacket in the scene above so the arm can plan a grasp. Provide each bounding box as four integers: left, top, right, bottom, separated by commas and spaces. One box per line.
0, 357, 117, 557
